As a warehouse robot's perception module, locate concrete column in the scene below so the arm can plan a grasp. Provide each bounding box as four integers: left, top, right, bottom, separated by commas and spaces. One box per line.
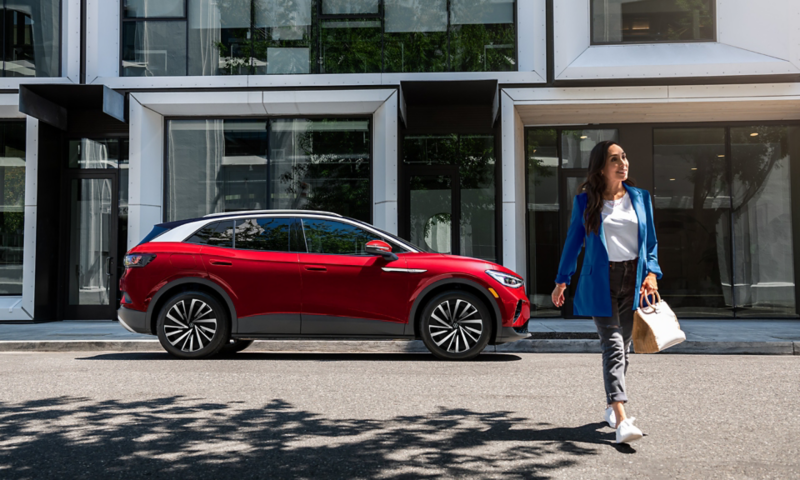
372, 91, 399, 235
128, 95, 165, 248
500, 91, 526, 276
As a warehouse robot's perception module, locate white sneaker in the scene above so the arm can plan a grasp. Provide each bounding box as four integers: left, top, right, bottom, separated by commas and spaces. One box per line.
604, 406, 616, 428
615, 417, 643, 444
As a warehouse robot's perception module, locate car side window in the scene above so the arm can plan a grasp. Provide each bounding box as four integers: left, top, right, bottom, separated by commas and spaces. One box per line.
234, 217, 297, 252
186, 220, 234, 248
301, 219, 382, 255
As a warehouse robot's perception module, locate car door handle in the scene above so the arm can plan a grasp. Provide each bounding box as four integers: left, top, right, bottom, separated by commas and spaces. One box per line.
305, 265, 327, 272
210, 261, 232, 266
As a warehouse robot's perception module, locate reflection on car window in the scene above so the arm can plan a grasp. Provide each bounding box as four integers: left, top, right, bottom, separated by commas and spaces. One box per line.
301, 219, 382, 255
187, 221, 234, 248
235, 217, 295, 252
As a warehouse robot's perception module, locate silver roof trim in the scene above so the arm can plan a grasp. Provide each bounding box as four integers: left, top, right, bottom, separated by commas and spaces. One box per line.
203, 209, 342, 218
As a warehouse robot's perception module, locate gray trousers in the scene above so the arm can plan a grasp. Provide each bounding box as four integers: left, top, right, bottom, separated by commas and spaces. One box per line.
593, 258, 638, 405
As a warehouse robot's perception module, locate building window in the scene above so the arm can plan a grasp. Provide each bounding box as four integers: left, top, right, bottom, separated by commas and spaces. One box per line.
2, 0, 60, 77
0, 122, 25, 295
122, 0, 516, 76
654, 126, 798, 318
166, 118, 371, 222
591, 0, 715, 45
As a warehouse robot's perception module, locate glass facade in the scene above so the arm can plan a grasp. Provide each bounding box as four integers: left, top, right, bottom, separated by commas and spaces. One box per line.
0, 122, 25, 295
404, 134, 497, 263
166, 118, 371, 222
122, 0, 516, 76
592, 0, 714, 44
1, 0, 60, 76
527, 124, 800, 319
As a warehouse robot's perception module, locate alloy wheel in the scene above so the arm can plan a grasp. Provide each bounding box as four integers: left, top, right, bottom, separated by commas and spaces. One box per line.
428, 299, 484, 354
163, 299, 218, 353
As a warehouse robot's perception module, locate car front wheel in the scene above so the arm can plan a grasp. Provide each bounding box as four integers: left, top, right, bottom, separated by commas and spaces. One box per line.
420, 290, 492, 361
156, 291, 230, 359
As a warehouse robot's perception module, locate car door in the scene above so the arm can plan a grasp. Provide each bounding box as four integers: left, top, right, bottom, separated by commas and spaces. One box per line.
195, 217, 303, 335
297, 217, 410, 336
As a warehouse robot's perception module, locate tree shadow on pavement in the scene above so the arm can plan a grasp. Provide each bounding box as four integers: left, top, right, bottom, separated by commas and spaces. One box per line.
0, 396, 616, 479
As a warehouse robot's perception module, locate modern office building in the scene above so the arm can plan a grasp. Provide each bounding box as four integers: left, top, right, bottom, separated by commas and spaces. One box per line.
0, 0, 799, 322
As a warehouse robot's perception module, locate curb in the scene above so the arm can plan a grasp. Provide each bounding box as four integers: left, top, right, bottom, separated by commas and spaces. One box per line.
0, 339, 798, 355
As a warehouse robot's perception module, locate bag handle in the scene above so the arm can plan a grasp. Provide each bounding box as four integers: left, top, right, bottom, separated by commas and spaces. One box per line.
639, 290, 662, 309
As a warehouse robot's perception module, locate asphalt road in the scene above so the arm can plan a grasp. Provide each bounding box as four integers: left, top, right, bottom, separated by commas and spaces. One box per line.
0, 351, 798, 480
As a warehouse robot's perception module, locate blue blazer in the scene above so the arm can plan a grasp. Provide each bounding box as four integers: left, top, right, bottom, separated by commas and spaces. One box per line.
555, 184, 663, 317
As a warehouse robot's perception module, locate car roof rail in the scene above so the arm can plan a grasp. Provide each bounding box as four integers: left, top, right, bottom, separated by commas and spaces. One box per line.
203, 209, 343, 218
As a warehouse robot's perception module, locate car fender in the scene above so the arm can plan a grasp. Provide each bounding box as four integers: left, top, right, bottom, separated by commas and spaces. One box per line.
403, 276, 502, 338
145, 277, 239, 334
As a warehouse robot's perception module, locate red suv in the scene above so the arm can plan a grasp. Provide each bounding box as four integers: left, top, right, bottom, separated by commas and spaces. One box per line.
118, 211, 530, 360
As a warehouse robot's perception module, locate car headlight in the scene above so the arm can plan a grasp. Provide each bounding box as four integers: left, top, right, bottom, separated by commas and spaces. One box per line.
485, 270, 524, 289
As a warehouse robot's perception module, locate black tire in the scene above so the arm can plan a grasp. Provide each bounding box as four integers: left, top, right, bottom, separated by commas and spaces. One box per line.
220, 339, 254, 354
420, 290, 492, 361
156, 291, 230, 359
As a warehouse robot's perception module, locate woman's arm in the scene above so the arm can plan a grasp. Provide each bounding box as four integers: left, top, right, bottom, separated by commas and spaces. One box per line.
555, 195, 586, 285
643, 191, 663, 280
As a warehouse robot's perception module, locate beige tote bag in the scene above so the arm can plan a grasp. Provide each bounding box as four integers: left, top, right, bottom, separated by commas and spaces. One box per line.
632, 292, 686, 354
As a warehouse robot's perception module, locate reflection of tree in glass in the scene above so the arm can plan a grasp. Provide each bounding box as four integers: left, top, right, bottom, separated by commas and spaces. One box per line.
278, 122, 371, 222
303, 219, 379, 255
321, 21, 382, 74
235, 218, 292, 251
526, 129, 556, 188
666, 0, 712, 41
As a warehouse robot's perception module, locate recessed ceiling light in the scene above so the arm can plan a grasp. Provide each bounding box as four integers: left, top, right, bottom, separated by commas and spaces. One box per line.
691, 168, 698, 171
751, 133, 759, 137
670, 178, 676, 181
718, 154, 725, 158
580, 136, 588, 139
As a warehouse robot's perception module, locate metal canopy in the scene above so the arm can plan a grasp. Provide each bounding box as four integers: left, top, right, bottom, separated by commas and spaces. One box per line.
19, 84, 126, 130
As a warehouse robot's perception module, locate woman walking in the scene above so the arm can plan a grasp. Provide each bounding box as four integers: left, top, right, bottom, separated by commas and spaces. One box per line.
551, 141, 662, 444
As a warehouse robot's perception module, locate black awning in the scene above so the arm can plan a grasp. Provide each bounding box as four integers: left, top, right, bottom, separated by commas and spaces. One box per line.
400, 80, 498, 107
399, 80, 499, 132
19, 84, 126, 130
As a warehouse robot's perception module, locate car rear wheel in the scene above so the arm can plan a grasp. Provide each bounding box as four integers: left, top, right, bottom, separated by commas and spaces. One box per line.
420, 290, 492, 361
220, 339, 254, 354
156, 291, 230, 359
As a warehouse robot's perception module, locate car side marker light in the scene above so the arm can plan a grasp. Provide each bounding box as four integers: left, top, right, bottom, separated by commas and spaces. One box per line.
488, 288, 500, 299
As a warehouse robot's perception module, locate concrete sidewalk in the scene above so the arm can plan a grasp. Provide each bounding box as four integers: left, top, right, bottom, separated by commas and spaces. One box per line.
0, 319, 798, 355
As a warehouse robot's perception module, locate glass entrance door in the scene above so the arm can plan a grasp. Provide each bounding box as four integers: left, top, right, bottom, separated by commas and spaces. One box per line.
408, 167, 459, 255
64, 173, 119, 319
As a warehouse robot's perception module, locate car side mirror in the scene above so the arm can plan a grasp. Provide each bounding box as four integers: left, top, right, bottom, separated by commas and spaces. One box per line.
365, 240, 398, 262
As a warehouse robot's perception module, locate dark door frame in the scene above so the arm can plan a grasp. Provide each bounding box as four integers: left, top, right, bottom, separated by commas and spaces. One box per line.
60, 170, 120, 320
403, 165, 461, 255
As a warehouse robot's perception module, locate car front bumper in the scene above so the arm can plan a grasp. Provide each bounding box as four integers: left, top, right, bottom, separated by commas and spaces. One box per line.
492, 326, 530, 345
117, 306, 150, 335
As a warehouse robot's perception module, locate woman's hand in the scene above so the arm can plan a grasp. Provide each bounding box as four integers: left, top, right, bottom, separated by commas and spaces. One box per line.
640, 273, 658, 301
551, 283, 567, 307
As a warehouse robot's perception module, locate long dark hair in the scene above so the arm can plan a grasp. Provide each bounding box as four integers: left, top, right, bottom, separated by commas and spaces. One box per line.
578, 141, 635, 235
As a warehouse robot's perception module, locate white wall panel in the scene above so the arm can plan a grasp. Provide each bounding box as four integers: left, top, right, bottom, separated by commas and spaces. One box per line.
86, 0, 121, 82
718, 0, 800, 70
128, 96, 165, 247
553, 0, 590, 77
500, 92, 526, 275
372, 92, 399, 234
554, 0, 800, 81
517, 0, 547, 81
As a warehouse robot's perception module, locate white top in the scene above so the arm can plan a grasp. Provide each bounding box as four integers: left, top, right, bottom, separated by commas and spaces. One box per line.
601, 192, 639, 262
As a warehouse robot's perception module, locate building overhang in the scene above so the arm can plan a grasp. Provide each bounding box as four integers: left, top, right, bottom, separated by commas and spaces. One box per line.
19, 84, 126, 131
399, 80, 499, 130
